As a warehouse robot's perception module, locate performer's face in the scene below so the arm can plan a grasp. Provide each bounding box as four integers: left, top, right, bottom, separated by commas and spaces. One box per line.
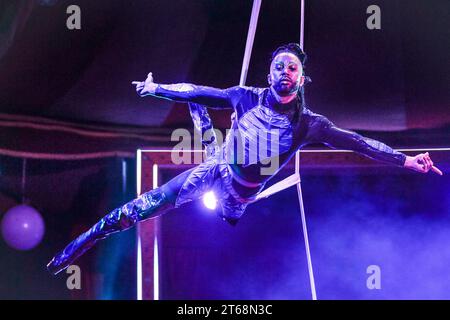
268, 52, 304, 96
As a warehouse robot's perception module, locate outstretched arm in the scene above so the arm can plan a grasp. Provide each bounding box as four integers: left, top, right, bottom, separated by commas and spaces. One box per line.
305, 113, 442, 175
132, 72, 232, 109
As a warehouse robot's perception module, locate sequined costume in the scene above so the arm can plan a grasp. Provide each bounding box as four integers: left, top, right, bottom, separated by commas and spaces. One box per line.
158, 84, 406, 220
47, 84, 406, 275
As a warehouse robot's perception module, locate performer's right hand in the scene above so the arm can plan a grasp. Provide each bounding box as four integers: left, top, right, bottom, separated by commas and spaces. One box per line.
132, 72, 157, 97
404, 152, 443, 176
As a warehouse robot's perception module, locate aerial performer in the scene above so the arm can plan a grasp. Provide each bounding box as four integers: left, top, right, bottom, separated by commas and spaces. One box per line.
47, 43, 442, 275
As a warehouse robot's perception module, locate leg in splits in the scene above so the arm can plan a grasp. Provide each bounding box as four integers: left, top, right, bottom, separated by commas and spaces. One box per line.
47, 167, 195, 275
47, 102, 230, 275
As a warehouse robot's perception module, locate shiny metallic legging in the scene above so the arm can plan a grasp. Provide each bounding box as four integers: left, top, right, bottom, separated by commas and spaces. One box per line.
160, 167, 196, 205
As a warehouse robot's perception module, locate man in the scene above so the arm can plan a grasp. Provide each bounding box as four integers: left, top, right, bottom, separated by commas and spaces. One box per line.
47, 43, 440, 275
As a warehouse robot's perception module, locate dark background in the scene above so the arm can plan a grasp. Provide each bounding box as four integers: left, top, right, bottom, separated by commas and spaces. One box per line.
0, 0, 449, 299
158, 167, 450, 299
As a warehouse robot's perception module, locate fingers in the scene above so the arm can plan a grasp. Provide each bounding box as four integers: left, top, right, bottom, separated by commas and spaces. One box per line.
131, 80, 144, 96
414, 154, 425, 173
146, 72, 153, 82
424, 152, 432, 165
131, 72, 154, 86
422, 152, 431, 172
431, 166, 443, 176
415, 152, 442, 176
416, 152, 432, 173
133, 82, 144, 89
132, 81, 145, 91
131, 73, 155, 96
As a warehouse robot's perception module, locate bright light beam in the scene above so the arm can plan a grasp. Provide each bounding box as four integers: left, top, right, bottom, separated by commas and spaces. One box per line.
203, 191, 218, 210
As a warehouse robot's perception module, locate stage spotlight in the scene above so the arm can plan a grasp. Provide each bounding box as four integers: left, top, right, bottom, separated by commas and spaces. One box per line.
203, 191, 217, 210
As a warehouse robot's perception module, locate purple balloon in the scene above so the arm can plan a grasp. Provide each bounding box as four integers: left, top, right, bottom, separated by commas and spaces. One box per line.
1, 205, 45, 250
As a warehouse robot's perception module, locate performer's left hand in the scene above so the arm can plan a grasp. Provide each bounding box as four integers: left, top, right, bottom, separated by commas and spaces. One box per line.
404, 152, 443, 175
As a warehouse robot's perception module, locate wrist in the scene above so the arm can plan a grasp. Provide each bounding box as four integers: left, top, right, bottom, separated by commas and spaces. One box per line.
147, 83, 158, 95
403, 155, 413, 168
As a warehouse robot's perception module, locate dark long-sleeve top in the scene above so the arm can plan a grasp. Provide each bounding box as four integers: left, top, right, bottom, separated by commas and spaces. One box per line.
154, 84, 407, 184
